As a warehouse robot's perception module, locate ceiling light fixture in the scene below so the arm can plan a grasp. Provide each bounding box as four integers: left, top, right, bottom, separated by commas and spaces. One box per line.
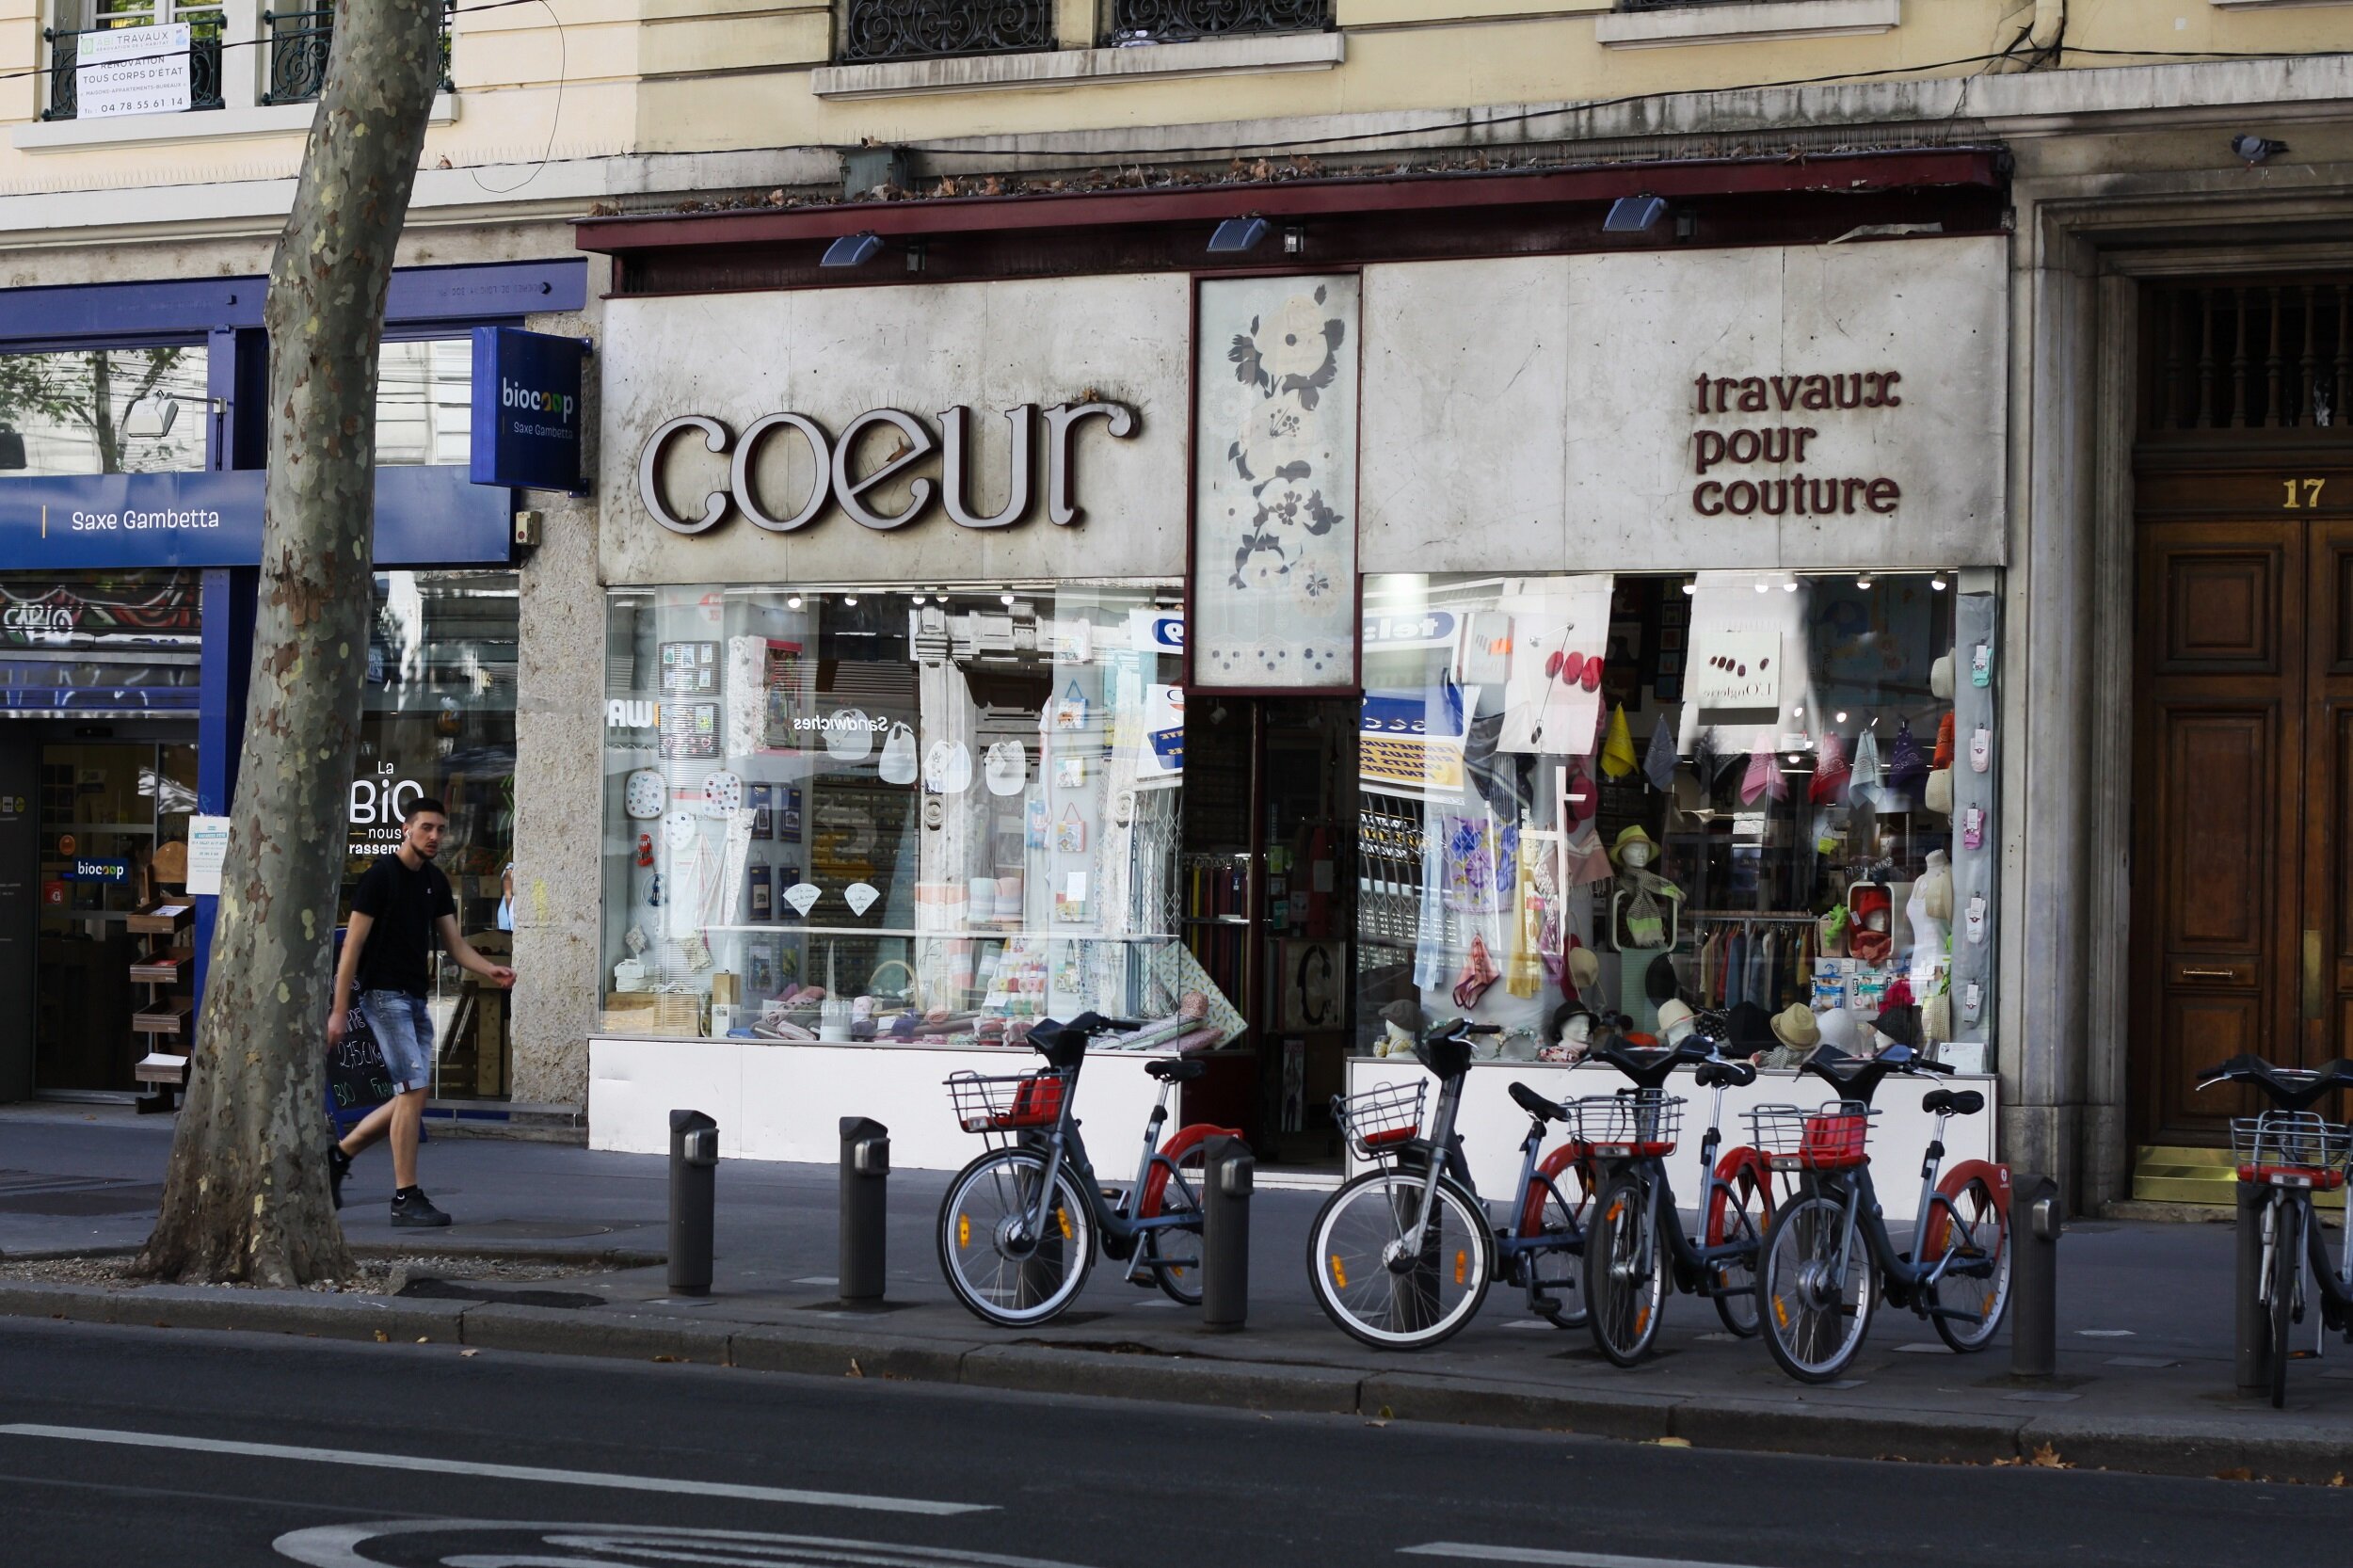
1930, 573, 1949, 592
842, 593, 859, 606
1855, 573, 1874, 590
786, 594, 804, 610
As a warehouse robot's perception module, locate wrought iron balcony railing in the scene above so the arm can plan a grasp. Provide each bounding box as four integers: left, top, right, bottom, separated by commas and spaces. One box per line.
1102, 0, 1332, 44
263, 1, 455, 105
43, 24, 225, 120
837, 0, 1055, 64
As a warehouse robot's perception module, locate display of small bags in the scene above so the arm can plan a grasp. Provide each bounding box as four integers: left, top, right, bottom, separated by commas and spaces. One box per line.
624, 768, 666, 821
1055, 803, 1087, 853
877, 723, 919, 785
701, 770, 744, 818
824, 709, 873, 761
984, 741, 1027, 796
1053, 680, 1088, 732
924, 739, 973, 794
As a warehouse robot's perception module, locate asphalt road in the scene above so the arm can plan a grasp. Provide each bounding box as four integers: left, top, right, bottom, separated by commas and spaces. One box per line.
3, 1319, 2348, 1568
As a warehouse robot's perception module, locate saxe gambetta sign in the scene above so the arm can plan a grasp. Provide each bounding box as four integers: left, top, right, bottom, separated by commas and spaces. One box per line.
636, 400, 1138, 535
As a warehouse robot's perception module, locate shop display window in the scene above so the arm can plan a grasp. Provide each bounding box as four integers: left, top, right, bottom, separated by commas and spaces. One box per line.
1355, 570, 1998, 1073
599, 583, 1216, 1050
340, 568, 518, 1096
0, 345, 210, 475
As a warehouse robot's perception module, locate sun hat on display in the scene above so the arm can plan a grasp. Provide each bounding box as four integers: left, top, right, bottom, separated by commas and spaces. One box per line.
1769, 1003, 1822, 1051
1610, 824, 1659, 864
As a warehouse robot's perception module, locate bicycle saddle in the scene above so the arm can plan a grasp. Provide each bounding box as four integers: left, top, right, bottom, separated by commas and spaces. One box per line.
1146, 1057, 1207, 1083
1693, 1058, 1757, 1090
1800, 1042, 1945, 1105
1508, 1080, 1569, 1123
2197, 1054, 2353, 1112
1921, 1087, 1985, 1117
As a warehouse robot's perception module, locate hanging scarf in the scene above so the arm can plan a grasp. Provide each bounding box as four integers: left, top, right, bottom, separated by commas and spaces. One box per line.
1599, 703, 1638, 779
1643, 709, 1681, 792
1809, 731, 1850, 805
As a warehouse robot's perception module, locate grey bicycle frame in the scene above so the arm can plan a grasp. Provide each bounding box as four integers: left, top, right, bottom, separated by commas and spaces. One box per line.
1011, 1063, 1202, 1281
2255, 1176, 2353, 1353
1385, 1064, 1476, 1265
1815, 1106, 1984, 1310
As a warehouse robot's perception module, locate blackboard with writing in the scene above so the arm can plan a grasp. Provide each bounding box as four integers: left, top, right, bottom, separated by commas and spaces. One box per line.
327, 1005, 395, 1127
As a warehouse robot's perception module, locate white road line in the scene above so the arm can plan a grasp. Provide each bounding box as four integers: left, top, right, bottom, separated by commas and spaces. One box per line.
0, 1424, 987, 1516
1401, 1546, 1776, 1568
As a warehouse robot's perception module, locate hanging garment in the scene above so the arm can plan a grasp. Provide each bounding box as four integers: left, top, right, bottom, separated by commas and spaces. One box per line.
1849, 726, 1885, 808
1809, 731, 1850, 805
1600, 704, 1638, 779
1643, 710, 1681, 792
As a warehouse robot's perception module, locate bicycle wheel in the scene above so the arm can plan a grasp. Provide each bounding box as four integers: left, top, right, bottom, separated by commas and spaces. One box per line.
1306, 1168, 1493, 1350
1760, 1192, 1877, 1383
1584, 1173, 1668, 1367
937, 1147, 1097, 1327
1704, 1159, 1772, 1338
1522, 1162, 1594, 1330
1136, 1143, 1208, 1307
1923, 1174, 2013, 1353
2271, 1194, 2302, 1410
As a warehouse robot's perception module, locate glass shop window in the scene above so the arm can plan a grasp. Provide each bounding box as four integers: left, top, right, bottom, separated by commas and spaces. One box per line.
1354, 570, 1998, 1074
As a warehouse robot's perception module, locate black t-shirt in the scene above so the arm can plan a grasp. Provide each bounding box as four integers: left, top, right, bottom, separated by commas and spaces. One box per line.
350, 855, 456, 997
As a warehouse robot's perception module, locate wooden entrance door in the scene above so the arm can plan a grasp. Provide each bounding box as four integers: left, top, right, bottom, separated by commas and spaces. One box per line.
2133, 515, 2353, 1143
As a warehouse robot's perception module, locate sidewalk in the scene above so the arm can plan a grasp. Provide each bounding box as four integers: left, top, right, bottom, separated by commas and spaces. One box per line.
4, 1101, 2345, 1481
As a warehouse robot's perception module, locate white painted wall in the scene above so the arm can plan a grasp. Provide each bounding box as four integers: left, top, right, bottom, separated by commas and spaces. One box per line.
591, 1035, 1175, 1173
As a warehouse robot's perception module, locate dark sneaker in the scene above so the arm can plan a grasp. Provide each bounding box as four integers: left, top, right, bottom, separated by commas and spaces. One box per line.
391, 1188, 451, 1228
328, 1145, 351, 1210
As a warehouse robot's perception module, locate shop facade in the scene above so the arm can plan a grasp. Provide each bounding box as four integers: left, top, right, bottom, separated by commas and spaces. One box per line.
0, 260, 586, 1108
577, 168, 2010, 1181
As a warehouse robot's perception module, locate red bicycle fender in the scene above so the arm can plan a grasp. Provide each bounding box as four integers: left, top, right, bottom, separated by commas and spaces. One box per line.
1517, 1142, 1593, 1237
1924, 1160, 2012, 1253
1137, 1123, 1247, 1216
1703, 1147, 1775, 1245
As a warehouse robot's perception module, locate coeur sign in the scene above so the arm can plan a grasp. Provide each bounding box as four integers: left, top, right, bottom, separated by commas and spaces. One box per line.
637, 400, 1138, 537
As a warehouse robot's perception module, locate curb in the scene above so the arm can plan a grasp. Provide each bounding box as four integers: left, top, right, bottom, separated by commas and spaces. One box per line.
0, 1281, 2345, 1482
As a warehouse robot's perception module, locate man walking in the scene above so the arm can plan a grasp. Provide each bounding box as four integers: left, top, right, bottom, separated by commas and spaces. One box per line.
327, 796, 515, 1225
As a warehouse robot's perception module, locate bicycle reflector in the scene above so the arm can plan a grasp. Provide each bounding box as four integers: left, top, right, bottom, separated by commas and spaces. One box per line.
1330, 1255, 1350, 1290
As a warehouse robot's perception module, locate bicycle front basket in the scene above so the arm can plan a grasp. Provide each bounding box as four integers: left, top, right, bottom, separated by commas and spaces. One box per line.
1571, 1092, 1684, 1157
1749, 1101, 1877, 1172
1334, 1079, 1427, 1155
2230, 1112, 2352, 1190
945, 1068, 1068, 1133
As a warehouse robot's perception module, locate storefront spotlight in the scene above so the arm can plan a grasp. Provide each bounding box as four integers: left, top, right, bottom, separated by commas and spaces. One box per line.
821, 232, 885, 267
1000, 590, 1016, 605
1604, 193, 1668, 233
1680, 581, 1696, 596
1208, 216, 1270, 254
786, 594, 804, 610
1782, 579, 1800, 593
1855, 572, 1874, 589
842, 593, 859, 606
1930, 572, 1949, 591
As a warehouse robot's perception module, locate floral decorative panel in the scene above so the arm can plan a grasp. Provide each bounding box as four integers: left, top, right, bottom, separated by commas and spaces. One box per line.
1191, 274, 1360, 691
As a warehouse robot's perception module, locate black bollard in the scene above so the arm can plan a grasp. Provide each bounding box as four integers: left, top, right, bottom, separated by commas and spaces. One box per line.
2236, 1181, 2271, 1394
839, 1116, 890, 1304
668, 1109, 719, 1297
2009, 1173, 2060, 1378
1202, 1136, 1254, 1331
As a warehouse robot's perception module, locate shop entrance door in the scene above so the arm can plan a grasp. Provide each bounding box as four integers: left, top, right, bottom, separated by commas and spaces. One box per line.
2131, 516, 2353, 1146
32, 734, 199, 1093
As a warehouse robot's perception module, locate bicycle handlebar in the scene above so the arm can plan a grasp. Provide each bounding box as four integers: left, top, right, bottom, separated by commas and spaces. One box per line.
2197, 1054, 2353, 1112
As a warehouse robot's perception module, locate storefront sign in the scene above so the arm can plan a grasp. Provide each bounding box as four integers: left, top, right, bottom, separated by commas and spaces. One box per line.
471, 328, 590, 494
0, 467, 514, 570
64, 857, 129, 883
636, 401, 1137, 536
1688, 372, 1906, 520
76, 24, 190, 120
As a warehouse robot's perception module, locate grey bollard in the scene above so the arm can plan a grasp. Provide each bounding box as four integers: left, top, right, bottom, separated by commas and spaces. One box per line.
2009, 1173, 2060, 1378
1202, 1136, 1254, 1331
2237, 1181, 2271, 1394
839, 1116, 890, 1304
668, 1109, 719, 1297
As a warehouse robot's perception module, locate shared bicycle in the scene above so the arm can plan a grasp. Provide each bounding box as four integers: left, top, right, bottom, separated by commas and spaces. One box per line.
936, 1012, 1241, 1327
1753, 1041, 2014, 1382
1575, 1033, 1778, 1366
2197, 1053, 2353, 1408
1306, 1016, 1600, 1349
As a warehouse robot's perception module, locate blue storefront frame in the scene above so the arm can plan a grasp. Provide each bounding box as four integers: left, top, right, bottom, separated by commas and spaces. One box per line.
0, 259, 587, 1099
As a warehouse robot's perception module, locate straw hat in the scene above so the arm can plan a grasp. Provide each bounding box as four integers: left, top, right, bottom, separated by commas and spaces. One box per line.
1769, 1003, 1822, 1051
1654, 998, 1696, 1038
1610, 824, 1660, 864
1566, 947, 1602, 992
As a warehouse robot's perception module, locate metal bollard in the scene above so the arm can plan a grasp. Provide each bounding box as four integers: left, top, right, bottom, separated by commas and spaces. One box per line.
668, 1109, 719, 1297
2237, 1180, 2271, 1394
839, 1116, 890, 1304
1201, 1136, 1254, 1331
2009, 1173, 2060, 1378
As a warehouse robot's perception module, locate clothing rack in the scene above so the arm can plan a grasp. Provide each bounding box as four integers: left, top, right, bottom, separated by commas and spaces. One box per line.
1686, 913, 1818, 1014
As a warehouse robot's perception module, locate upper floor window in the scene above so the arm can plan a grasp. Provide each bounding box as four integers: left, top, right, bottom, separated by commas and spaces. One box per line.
1102, 0, 1331, 45
44, 0, 226, 121
836, 0, 1056, 65
262, 1, 453, 106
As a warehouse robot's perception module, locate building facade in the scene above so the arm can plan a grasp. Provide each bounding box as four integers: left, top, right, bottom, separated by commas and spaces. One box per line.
0, 1, 2348, 1213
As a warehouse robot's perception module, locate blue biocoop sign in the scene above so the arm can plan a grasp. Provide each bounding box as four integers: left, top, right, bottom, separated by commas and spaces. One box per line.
0, 466, 514, 571
66, 857, 130, 883
471, 326, 590, 494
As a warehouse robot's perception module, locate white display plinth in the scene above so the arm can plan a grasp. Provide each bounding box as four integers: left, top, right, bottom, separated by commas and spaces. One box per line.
590, 1035, 1174, 1170
1342, 1056, 1999, 1222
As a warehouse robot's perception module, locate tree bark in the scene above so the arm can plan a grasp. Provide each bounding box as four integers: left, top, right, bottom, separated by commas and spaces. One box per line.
138, 0, 446, 1286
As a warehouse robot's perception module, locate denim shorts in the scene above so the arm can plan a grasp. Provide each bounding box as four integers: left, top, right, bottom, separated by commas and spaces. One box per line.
359, 989, 435, 1096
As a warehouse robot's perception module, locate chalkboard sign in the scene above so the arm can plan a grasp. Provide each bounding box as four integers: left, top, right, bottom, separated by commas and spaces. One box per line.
327, 1004, 396, 1129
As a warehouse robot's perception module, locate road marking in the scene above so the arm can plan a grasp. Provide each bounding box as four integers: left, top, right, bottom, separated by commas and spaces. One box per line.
0, 1425, 986, 1516
1401, 1546, 1778, 1568
274, 1521, 1091, 1568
